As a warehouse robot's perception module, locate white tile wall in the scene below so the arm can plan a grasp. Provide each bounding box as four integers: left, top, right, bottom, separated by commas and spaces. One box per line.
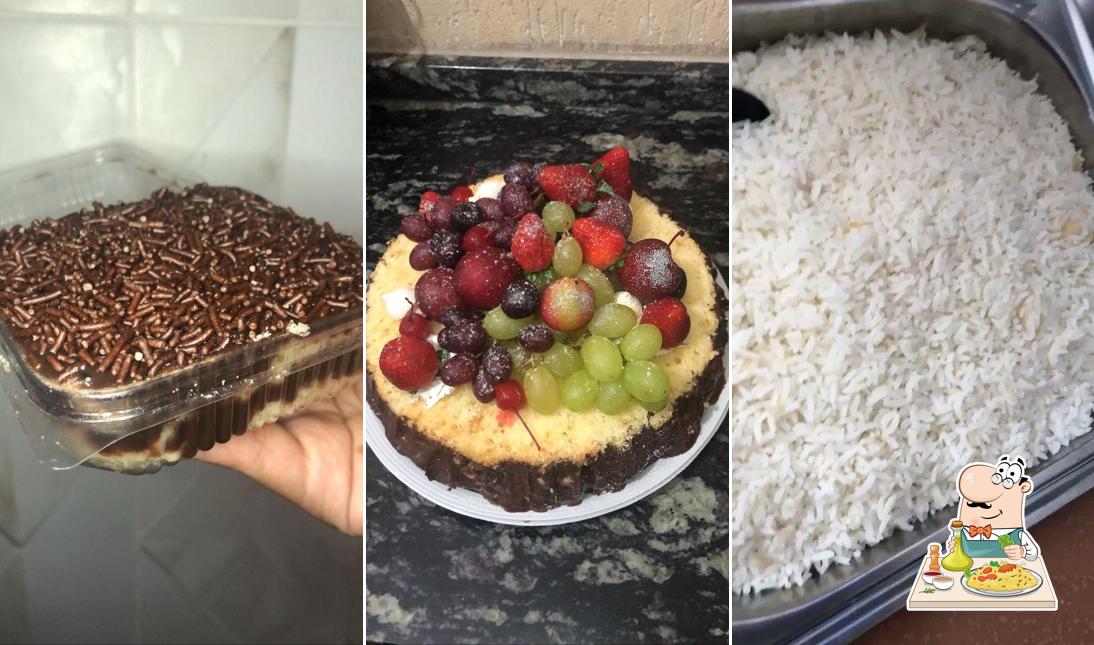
0, 21, 129, 166
4, 1, 127, 15
0, 1, 362, 237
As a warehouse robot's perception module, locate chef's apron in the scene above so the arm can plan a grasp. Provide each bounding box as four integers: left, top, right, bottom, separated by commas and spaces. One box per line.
963, 528, 1022, 558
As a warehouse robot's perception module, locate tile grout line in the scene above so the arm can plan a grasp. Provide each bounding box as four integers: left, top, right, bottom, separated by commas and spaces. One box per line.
180, 27, 293, 169
127, 0, 137, 152
130, 6, 140, 639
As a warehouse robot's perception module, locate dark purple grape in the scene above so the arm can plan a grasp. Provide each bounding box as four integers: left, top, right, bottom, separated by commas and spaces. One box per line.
429, 230, 464, 269
490, 218, 519, 250
504, 161, 534, 188
532, 162, 547, 184
440, 353, 477, 386
409, 242, 437, 270
438, 306, 485, 328
480, 345, 512, 385
472, 368, 495, 403
517, 324, 554, 353
439, 305, 469, 327
476, 197, 505, 222
452, 202, 482, 232
438, 321, 487, 354
500, 279, 539, 319
590, 194, 633, 238
499, 183, 533, 217
400, 214, 433, 242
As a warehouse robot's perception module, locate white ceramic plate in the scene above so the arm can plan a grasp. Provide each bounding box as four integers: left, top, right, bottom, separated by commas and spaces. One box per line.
960, 569, 1043, 597
365, 274, 729, 526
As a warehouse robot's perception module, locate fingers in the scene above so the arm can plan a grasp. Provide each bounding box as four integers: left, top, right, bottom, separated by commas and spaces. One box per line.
198, 422, 310, 504
196, 380, 363, 535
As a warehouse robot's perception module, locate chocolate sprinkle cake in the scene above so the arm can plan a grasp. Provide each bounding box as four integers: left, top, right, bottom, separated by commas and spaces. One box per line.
0, 184, 363, 389
0, 185, 364, 473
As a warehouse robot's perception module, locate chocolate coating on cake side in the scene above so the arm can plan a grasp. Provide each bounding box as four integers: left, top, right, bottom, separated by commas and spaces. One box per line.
91, 345, 363, 473
0, 185, 363, 388
366, 259, 727, 513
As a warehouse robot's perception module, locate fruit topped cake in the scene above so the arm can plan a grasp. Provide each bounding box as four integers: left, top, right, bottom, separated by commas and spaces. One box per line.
366, 148, 726, 512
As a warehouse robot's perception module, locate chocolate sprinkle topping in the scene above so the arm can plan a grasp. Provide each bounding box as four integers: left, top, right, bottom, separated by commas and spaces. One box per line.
0, 184, 363, 388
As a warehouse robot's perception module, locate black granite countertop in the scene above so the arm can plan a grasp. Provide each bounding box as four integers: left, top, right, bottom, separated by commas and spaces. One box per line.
365, 54, 728, 645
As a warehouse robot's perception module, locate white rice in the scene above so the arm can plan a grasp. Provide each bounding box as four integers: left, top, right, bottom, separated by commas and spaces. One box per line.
732, 30, 1094, 594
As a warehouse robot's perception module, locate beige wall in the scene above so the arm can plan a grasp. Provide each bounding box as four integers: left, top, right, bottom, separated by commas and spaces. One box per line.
366, 0, 728, 62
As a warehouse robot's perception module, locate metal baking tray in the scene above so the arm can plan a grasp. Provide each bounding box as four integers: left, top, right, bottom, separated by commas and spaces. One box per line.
732, 0, 1094, 641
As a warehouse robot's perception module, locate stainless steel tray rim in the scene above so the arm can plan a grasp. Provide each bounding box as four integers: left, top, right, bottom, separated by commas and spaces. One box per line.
733, 0, 1094, 640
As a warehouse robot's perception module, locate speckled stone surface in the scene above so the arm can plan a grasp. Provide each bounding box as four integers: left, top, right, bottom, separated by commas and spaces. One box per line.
365, 55, 728, 644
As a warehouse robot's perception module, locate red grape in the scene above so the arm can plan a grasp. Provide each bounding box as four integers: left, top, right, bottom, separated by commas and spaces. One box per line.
409, 242, 437, 270
414, 268, 463, 320
495, 379, 527, 410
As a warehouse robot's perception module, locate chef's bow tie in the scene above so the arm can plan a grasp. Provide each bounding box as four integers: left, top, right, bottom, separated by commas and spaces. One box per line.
968, 524, 993, 538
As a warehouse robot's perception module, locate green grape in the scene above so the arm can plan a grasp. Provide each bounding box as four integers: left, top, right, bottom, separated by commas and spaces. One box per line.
484, 307, 532, 340
576, 265, 614, 307
528, 267, 557, 292
523, 365, 560, 414
581, 336, 623, 381
622, 360, 670, 403
597, 380, 631, 414
587, 303, 637, 338
561, 369, 598, 411
552, 237, 583, 277
620, 324, 662, 361
638, 396, 668, 413
542, 343, 583, 377
505, 341, 534, 380
542, 201, 575, 235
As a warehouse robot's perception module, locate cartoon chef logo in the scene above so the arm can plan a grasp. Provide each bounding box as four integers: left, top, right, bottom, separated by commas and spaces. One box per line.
906, 454, 1057, 611
950, 455, 1039, 561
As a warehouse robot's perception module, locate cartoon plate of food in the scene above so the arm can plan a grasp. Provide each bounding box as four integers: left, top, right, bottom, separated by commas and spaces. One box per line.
961, 561, 1043, 597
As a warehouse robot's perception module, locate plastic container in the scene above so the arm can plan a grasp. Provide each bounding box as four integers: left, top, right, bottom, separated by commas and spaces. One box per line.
0, 142, 363, 471
734, 0, 1094, 641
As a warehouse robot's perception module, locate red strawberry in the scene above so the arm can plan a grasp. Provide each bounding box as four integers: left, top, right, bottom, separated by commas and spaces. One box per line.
640, 298, 690, 349
511, 213, 555, 272
450, 185, 474, 204
571, 218, 625, 269
399, 310, 430, 338
379, 336, 438, 391
593, 146, 632, 200
418, 191, 441, 218
537, 164, 596, 207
